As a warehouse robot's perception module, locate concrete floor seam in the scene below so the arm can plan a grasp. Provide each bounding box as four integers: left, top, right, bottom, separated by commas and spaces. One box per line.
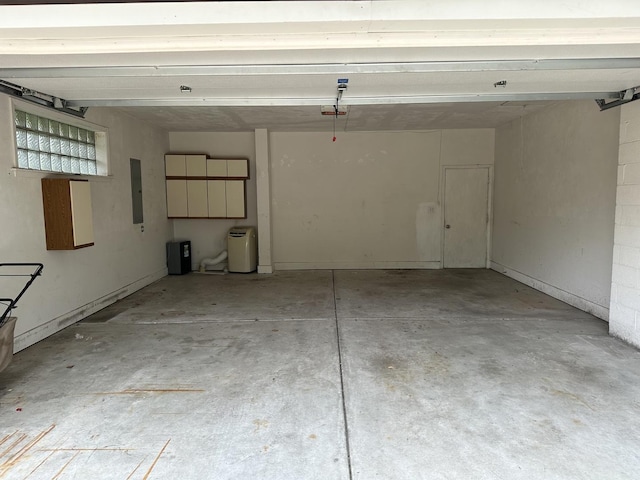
336, 316, 594, 322
333, 269, 354, 480
115, 317, 335, 325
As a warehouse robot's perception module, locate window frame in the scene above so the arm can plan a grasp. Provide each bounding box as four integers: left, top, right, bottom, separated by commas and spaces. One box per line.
11, 98, 110, 177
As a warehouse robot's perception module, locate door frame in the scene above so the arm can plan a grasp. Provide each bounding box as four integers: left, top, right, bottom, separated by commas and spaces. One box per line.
439, 165, 493, 269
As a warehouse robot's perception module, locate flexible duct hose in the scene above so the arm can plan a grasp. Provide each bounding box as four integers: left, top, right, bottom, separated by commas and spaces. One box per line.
199, 250, 228, 272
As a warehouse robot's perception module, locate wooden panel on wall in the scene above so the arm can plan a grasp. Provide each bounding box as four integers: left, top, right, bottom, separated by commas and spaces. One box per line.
41, 178, 94, 250
42, 178, 74, 250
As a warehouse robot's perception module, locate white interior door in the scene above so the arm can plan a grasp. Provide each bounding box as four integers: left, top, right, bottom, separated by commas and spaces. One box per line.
443, 167, 489, 268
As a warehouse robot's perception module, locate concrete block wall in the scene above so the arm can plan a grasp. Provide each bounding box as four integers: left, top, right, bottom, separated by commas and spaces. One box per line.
610, 101, 640, 347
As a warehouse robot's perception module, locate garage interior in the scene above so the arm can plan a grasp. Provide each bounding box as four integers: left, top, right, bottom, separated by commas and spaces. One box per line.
0, 1, 640, 478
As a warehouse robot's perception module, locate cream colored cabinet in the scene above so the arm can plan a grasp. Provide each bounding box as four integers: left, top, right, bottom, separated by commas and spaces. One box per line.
186, 155, 207, 177
167, 178, 211, 218
166, 154, 207, 177
225, 180, 246, 218
207, 180, 246, 218
166, 180, 188, 217
227, 159, 249, 178
207, 180, 227, 218
166, 155, 248, 219
165, 155, 186, 176
206, 159, 249, 179
187, 180, 209, 217
70, 181, 94, 247
41, 178, 94, 250
206, 159, 227, 177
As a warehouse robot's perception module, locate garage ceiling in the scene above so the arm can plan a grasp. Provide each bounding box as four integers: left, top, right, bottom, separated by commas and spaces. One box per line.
0, 1, 639, 132
108, 103, 554, 132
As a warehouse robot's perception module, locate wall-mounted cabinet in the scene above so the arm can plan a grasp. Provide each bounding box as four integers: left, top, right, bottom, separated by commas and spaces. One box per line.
166, 179, 187, 217
41, 178, 94, 250
187, 180, 209, 218
207, 158, 249, 178
207, 180, 247, 218
165, 154, 207, 177
165, 155, 248, 219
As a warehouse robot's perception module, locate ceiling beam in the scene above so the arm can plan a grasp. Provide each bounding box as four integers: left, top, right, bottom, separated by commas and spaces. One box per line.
65, 92, 620, 108
2, 1, 638, 29
1, 2, 639, 58
1, 59, 640, 79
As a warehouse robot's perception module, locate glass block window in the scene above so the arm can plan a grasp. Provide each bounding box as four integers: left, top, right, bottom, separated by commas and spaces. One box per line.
14, 110, 98, 175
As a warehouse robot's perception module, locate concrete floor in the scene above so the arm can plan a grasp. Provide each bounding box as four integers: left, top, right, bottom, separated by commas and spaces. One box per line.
1, 269, 640, 479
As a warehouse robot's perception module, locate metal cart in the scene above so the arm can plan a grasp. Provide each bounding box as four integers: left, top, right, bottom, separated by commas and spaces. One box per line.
0, 263, 43, 372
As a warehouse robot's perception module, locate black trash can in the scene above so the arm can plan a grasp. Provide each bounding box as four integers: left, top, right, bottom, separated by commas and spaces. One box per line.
167, 240, 191, 275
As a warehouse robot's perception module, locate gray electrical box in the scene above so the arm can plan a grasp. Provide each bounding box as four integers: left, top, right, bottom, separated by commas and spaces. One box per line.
227, 227, 257, 273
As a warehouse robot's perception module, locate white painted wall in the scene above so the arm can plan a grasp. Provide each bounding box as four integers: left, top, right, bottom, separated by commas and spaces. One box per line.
609, 101, 640, 346
492, 100, 619, 319
270, 129, 494, 269
0, 94, 171, 351
168, 132, 257, 269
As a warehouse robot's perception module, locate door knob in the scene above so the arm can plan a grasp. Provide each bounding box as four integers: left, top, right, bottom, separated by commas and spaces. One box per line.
445, 224, 451, 229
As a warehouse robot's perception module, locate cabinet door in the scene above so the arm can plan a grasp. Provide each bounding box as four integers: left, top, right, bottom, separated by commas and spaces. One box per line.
166, 179, 188, 217
69, 180, 94, 246
42, 178, 74, 250
226, 180, 246, 218
165, 155, 186, 176
207, 180, 226, 217
207, 159, 227, 177
227, 159, 249, 178
186, 155, 207, 177
187, 180, 208, 217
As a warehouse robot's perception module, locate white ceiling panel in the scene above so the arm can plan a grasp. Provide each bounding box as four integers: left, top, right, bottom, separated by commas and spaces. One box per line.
112, 102, 555, 132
